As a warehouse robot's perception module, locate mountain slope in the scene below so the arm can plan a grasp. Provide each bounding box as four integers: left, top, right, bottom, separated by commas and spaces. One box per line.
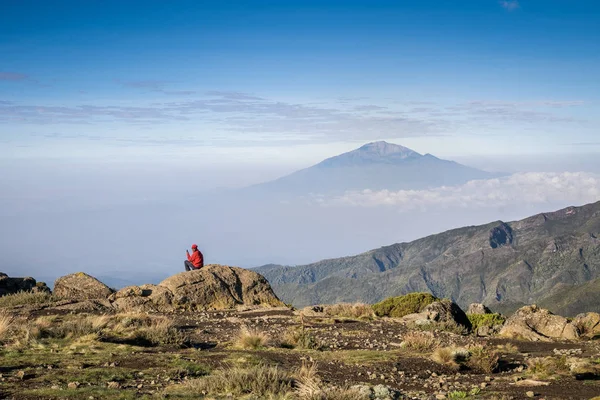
247, 141, 499, 195
257, 201, 600, 316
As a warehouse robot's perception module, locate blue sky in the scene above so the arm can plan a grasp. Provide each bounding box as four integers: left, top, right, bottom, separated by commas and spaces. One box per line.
1, 0, 599, 165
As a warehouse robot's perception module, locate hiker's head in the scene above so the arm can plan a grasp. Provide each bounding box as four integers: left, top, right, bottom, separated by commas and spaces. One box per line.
191, 244, 198, 251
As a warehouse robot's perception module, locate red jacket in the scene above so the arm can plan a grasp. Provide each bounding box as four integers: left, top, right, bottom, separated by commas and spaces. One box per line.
187, 249, 204, 268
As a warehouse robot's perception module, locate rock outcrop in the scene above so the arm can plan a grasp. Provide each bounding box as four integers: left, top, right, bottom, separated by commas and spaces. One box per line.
401, 299, 471, 330
159, 265, 284, 310
54, 272, 114, 301
467, 303, 492, 315
0, 273, 50, 296
573, 312, 600, 338
499, 305, 579, 341
110, 284, 174, 312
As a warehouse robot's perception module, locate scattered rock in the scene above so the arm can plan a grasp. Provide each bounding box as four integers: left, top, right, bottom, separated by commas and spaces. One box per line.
526, 391, 535, 398
67, 382, 80, 389
54, 272, 114, 301
499, 305, 579, 341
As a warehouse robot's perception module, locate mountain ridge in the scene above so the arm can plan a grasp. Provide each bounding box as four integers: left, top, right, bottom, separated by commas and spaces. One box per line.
257, 201, 600, 316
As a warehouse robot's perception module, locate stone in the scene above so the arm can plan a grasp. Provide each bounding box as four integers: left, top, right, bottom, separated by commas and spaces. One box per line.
526, 391, 535, 398
467, 303, 492, 315
54, 272, 114, 301
158, 265, 284, 310
515, 379, 550, 387
0, 273, 50, 297
111, 284, 174, 312
572, 312, 600, 338
68, 382, 81, 389
499, 305, 579, 341
401, 300, 471, 330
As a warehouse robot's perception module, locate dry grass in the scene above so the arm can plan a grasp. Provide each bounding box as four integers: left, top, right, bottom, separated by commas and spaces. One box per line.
430, 347, 469, 370
295, 361, 322, 398
0, 291, 54, 308
467, 345, 499, 374
400, 331, 440, 352
323, 303, 375, 320
235, 326, 270, 350
167, 364, 294, 397
0, 312, 12, 340
281, 327, 321, 350
132, 316, 188, 346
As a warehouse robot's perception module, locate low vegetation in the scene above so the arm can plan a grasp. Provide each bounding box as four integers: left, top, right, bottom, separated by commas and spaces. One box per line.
372, 293, 438, 318
467, 313, 506, 331
167, 364, 294, 398
527, 356, 570, 379
400, 331, 440, 351
0, 291, 54, 308
466, 345, 500, 374
323, 303, 375, 320
281, 327, 321, 350
235, 326, 270, 350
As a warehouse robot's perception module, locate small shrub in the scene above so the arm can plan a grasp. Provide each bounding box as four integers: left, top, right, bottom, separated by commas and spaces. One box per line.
467, 313, 505, 331
167, 364, 294, 397
447, 391, 468, 399
281, 327, 320, 350
431, 347, 460, 370
0, 291, 54, 308
372, 293, 438, 318
400, 331, 440, 352
323, 303, 375, 320
235, 327, 270, 350
526, 356, 570, 378
467, 345, 499, 374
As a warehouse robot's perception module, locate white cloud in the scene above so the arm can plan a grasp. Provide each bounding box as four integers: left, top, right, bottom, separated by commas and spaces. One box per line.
500, 1, 520, 11
318, 172, 600, 210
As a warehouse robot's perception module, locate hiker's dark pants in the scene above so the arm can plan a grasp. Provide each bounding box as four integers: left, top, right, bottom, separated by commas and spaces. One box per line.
184, 260, 198, 271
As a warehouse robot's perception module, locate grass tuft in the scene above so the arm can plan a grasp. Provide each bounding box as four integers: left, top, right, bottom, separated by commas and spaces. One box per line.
323, 303, 375, 320
400, 331, 440, 352
166, 364, 294, 397
235, 326, 270, 350
0, 291, 54, 308
467, 313, 505, 331
466, 345, 499, 374
281, 327, 321, 350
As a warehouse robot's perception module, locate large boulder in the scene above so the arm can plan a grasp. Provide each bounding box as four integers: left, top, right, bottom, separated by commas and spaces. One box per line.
158, 264, 284, 310
401, 299, 472, 330
467, 303, 492, 315
54, 272, 114, 301
572, 312, 600, 339
0, 273, 50, 296
499, 305, 579, 341
110, 284, 174, 312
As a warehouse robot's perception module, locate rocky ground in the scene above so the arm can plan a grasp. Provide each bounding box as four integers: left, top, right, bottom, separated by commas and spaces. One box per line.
1, 268, 600, 400
1, 304, 600, 400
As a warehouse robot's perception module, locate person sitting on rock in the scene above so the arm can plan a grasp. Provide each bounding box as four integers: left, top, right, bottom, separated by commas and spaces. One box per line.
185, 244, 204, 271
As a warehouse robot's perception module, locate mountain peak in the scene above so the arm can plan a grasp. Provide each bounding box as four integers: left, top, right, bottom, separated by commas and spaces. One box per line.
357, 141, 421, 158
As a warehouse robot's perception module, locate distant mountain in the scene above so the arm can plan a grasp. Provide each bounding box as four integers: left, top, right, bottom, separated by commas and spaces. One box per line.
257, 201, 600, 316
245, 141, 500, 195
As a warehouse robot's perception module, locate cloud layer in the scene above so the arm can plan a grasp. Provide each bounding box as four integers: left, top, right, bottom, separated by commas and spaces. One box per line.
318, 172, 600, 210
